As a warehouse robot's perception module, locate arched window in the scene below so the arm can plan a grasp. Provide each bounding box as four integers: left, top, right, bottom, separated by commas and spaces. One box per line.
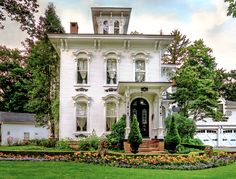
74, 50, 91, 85
107, 59, 117, 84
114, 20, 119, 34
135, 59, 145, 82
106, 102, 117, 131
76, 102, 87, 131
77, 58, 88, 84
73, 94, 91, 132
103, 50, 120, 85
102, 94, 120, 131
103, 20, 109, 34
132, 52, 149, 82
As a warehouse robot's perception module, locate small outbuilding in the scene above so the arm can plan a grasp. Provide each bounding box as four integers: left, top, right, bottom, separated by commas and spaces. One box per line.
0, 112, 49, 145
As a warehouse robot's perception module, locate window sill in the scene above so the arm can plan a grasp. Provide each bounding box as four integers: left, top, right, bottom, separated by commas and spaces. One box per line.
74, 84, 91, 88
103, 84, 118, 88
73, 132, 91, 138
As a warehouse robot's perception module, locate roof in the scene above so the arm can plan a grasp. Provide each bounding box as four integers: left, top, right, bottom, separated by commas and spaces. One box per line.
0, 112, 35, 123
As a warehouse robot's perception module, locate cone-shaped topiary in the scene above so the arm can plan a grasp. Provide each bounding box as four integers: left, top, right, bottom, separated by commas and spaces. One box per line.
164, 115, 181, 153
128, 115, 142, 154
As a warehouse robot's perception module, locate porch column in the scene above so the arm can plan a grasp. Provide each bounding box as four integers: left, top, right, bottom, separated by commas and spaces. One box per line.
152, 97, 158, 138
157, 95, 164, 139
124, 91, 130, 139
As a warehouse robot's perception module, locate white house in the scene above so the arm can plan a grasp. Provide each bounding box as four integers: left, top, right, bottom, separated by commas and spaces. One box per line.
0, 112, 49, 145
48, 7, 236, 150
49, 7, 176, 151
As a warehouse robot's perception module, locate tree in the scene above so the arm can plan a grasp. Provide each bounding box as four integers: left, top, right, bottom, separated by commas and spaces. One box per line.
0, 45, 30, 112
162, 30, 190, 65
225, 0, 236, 18
107, 115, 126, 150
220, 70, 236, 101
164, 116, 181, 153
173, 39, 223, 121
128, 115, 142, 154
0, 0, 39, 36
26, 3, 65, 138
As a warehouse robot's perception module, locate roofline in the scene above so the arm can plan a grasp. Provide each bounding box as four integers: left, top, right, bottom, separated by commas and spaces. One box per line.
48, 33, 174, 40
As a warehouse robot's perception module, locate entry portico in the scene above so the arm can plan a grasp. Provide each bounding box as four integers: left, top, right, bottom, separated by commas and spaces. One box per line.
117, 82, 171, 140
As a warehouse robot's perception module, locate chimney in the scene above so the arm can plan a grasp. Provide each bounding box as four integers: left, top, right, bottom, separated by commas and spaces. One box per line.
70, 22, 78, 34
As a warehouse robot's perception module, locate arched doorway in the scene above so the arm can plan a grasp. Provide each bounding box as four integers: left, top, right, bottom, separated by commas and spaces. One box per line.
131, 98, 149, 138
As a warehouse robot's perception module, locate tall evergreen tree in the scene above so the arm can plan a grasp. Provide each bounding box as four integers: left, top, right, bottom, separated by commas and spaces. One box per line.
225, 0, 236, 18
26, 3, 65, 138
162, 30, 190, 65
173, 39, 223, 121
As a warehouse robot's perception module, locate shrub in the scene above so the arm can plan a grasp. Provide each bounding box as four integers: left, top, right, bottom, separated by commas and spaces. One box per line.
78, 138, 90, 151
165, 116, 181, 153
181, 137, 204, 145
29, 139, 57, 148
165, 114, 196, 139
128, 115, 142, 154
107, 115, 126, 150
78, 134, 100, 151
56, 140, 71, 150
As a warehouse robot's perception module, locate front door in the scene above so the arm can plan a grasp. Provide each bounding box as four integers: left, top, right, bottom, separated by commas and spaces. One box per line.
131, 98, 149, 138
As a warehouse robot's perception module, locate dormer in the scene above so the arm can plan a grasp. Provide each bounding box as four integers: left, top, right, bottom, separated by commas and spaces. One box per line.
91, 7, 132, 34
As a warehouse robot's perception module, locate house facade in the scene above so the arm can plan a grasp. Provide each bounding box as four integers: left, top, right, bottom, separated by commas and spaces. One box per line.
0, 112, 49, 145
49, 7, 236, 148
49, 7, 176, 146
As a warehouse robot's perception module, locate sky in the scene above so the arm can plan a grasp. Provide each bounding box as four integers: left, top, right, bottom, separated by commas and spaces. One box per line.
0, 0, 235, 70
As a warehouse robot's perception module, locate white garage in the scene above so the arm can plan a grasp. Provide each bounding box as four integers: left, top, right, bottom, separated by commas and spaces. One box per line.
195, 100, 236, 147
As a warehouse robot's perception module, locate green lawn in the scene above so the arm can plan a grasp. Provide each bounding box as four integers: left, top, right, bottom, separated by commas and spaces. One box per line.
0, 145, 73, 151
0, 161, 235, 179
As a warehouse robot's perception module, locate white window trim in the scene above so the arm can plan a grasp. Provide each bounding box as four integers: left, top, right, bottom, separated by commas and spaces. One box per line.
103, 50, 121, 86
72, 94, 91, 134
73, 50, 92, 86
102, 94, 121, 132
132, 51, 149, 82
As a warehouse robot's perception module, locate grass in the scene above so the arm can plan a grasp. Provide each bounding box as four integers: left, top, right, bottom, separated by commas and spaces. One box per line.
0, 145, 73, 151
0, 161, 235, 179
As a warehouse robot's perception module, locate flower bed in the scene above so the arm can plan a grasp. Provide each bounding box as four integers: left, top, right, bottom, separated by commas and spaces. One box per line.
0, 150, 235, 170
74, 151, 236, 170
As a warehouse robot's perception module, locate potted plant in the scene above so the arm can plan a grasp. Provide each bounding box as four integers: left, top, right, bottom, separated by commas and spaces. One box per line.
128, 115, 142, 154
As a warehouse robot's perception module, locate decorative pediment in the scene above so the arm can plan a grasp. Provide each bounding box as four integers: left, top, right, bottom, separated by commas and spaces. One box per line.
72, 94, 91, 103
102, 94, 121, 103
103, 50, 121, 61
73, 50, 92, 61
131, 51, 149, 62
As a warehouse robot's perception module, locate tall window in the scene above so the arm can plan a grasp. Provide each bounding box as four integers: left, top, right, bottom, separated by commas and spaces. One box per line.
76, 102, 87, 131
107, 59, 117, 84
135, 60, 145, 82
77, 58, 88, 84
114, 20, 119, 34
106, 102, 117, 131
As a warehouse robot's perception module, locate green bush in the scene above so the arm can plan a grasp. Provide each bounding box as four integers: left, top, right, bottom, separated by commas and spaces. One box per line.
165, 114, 196, 139
78, 134, 100, 151
107, 115, 126, 150
164, 116, 181, 153
128, 115, 142, 154
56, 140, 71, 150
181, 137, 204, 145
29, 139, 57, 148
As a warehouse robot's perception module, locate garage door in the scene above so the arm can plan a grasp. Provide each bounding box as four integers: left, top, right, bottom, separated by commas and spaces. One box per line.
196, 129, 218, 147
221, 129, 236, 147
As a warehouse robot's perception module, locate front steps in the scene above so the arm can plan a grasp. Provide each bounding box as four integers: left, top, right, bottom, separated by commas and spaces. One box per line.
124, 139, 164, 154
